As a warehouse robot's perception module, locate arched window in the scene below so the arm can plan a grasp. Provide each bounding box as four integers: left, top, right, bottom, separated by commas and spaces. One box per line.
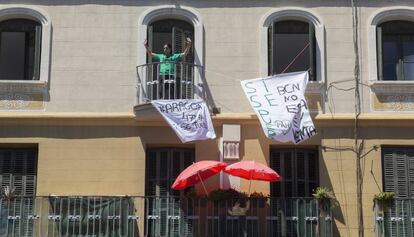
268, 20, 316, 80
0, 19, 41, 80
377, 20, 414, 81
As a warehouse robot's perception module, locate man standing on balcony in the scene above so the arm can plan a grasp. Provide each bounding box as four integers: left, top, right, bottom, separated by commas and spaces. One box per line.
144, 38, 192, 99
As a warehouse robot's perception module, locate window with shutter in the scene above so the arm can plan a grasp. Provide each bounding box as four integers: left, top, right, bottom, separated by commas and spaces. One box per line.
268, 20, 316, 80
270, 149, 319, 198
147, 19, 195, 100
0, 148, 37, 237
145, 148, 194, 197
145, 148, 195, 237
0, 19, 42, 80
382, 147, 414, 197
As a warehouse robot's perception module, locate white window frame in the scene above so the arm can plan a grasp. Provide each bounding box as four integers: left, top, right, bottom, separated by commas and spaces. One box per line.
137, 6, 204, 101
259, 8, 325, 86
0, 6, 51, 87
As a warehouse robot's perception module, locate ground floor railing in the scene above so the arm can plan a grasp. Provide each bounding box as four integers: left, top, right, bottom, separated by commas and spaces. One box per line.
375, 198, 414, 237
0, 196, 332, 237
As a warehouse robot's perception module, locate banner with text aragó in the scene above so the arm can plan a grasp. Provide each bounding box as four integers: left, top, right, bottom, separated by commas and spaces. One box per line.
151, 99, 216, 143
241, 71, 316, 144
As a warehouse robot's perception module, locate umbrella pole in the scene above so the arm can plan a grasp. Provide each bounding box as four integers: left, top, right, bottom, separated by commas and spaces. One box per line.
248, 171, 253, 196
197, 172, 208, 196
248, 180, 252, 196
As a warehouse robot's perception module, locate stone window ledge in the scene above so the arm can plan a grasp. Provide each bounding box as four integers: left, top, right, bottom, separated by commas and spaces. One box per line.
0, 80, 47, 93
370, 80, 414, 94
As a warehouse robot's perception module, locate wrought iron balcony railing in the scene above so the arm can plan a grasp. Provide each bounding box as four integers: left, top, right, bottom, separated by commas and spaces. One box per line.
374, 198, 414, 237
0, 196, 332, 237
136, 62, 204, 103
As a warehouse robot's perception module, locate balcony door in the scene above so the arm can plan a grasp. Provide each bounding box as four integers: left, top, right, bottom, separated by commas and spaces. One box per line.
269, 148, 319, 237
148, 19, 194, 64
147, 19, 195, 100
0, 148, 37, 237
270, 149, 319, 198
145, 148, 195, 237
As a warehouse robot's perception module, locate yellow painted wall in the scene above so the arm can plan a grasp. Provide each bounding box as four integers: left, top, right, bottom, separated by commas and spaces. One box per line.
1, 115, 414, 237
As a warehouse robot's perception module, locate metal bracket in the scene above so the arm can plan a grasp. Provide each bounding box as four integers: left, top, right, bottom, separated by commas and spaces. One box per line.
168, 215, 180, 220
128, 215, 139, 220
8, 215, 20, 220
48, 215, 61, 221
88, 215, 101, 220
27, 215, 40, 220
108, 215, 120, 220
68, 215, 81, 221
147, 215, 159, 220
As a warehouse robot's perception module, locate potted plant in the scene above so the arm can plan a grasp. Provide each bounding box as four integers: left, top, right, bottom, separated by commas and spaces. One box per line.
312, 187, 336, 214
373, 191, 394, 213
208, 188, 246, 207
250, 192, 269, 208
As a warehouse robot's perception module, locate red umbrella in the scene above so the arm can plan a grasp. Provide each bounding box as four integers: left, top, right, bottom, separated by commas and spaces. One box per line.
224, 160, 281, 194
171, 160, 227, 194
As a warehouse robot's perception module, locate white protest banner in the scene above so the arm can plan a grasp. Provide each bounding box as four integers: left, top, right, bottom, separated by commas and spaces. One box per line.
241, 71, 316, 144
151, 99, 216, 143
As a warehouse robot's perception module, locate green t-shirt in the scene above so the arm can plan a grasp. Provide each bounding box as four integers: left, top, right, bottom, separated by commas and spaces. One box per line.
153, 53, 182, 75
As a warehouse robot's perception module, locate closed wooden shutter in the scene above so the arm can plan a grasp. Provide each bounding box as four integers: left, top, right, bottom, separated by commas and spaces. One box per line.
377, 26, 384, 81
146, 148, 195, 197
268, 23, 274, 75
0, 148, 37, 237
270, 149, 318, 197
32, 25, 41, 80
145, 148, 195, 237
308, 23, 316, 81
0, 149, 37, 196
172, 26, 194, 99
382, 147, 414, 197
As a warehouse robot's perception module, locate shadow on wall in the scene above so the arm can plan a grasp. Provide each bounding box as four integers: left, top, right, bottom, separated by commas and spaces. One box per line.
319, 150, 348, 237
0, 125, 140, 139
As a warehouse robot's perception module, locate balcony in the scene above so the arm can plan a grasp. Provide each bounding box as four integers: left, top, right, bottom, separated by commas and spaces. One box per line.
0, 196, 331, 237
136, 62, 204, 104
374, 198, 414, 237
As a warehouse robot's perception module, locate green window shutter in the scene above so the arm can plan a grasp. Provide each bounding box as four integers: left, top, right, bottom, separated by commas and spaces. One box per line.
0, 149, 37, 237
308, 23, 316, 81
172, 26, 194, 99
268, 23, 274, 75
296, 150, 306, 196
147, 25, 153, 64
145, 148, 195, 237
382, 148, 414, 197
377, 26, 383, 80
407, 150, 414, 196
145, 148, 195, 197
32, 25, 41, 80
0, 149, 37, 196
270, 150, 282, 197
270, 149, 318, 198
172, 26, 184, 55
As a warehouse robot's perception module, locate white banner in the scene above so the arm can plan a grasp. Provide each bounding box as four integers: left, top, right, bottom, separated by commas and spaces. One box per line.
151, 99, 216, 143
241, 71, 316, 144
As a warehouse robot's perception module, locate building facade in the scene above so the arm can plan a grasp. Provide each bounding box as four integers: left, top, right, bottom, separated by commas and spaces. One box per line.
0, 0, 414, 236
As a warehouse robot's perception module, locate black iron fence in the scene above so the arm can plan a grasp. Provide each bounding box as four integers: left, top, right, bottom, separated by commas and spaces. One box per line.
374, 198, 414, 237
0, 196, 332, 237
